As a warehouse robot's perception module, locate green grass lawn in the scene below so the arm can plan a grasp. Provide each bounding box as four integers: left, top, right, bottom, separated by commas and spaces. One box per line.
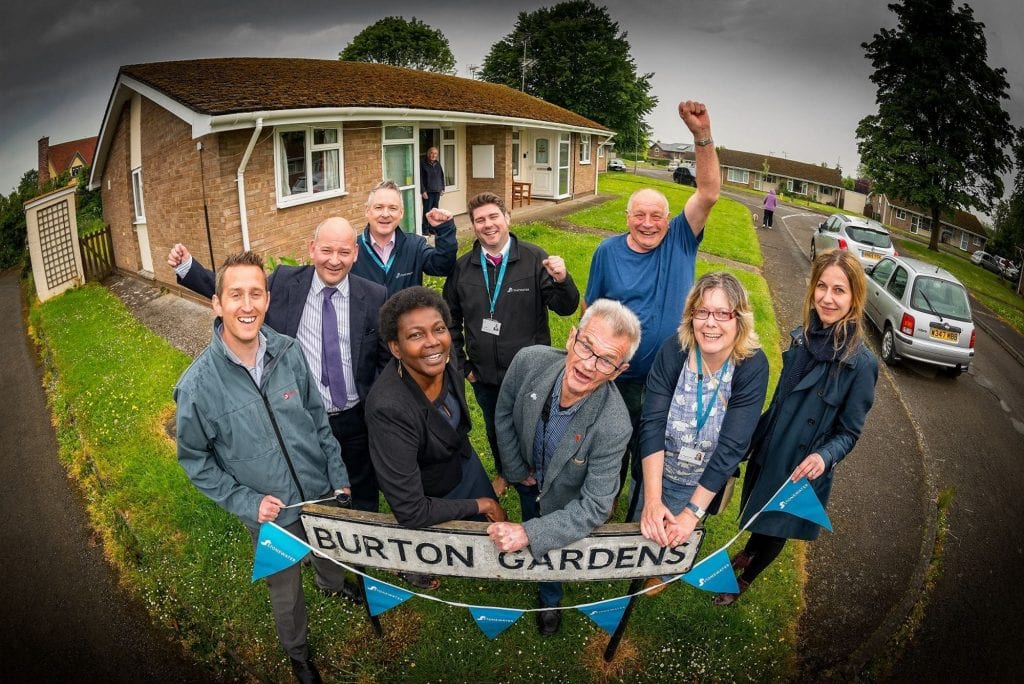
894, 237, 1024, 334
29, 186, 797, 681
567, 174, 763, 268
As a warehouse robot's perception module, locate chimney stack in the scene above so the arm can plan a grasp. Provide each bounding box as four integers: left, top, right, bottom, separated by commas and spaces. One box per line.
38, 136, 50, 188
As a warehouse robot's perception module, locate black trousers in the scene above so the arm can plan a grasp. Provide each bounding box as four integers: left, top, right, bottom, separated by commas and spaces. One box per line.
328, 404, 379, 512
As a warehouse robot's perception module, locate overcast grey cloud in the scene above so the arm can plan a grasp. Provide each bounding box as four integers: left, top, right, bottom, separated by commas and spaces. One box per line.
2, 0, 1021, 206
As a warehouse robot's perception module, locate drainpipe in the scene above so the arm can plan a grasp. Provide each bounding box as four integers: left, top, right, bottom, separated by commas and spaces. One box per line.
236, 118, 264, 251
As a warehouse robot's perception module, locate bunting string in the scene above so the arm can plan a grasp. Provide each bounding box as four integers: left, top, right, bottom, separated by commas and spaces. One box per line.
252, 476, 831, 639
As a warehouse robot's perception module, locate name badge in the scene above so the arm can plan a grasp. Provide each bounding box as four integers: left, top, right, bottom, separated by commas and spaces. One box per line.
676, 446, 705, 465
481, 318, 501, 336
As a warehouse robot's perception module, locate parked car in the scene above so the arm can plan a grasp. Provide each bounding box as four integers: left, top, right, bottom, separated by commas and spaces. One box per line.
673, 166, 696, 187
811, 213, 897, 268
971, 250, 1004, 275
995, 256, 1020, 281
608, 159, 626, 171
864, 255, 975, 376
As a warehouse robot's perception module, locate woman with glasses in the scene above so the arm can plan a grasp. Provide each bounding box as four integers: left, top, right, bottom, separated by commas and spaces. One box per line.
714, 250, 878, 605
635, 272, 769, 593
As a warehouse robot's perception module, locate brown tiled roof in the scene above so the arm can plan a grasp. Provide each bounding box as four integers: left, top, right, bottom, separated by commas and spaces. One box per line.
886, 195, 989, 236
120, 58, 608, 131
718, 148, 842, 187
48, 136, 97, 172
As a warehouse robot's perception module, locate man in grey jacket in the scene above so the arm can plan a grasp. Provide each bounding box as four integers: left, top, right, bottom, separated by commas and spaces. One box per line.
488, 299, 640, 636
174, 251, 351, 684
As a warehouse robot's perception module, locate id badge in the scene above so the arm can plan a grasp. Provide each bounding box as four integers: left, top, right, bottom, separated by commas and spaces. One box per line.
481, 318, 502, 336
677, 446, 705, 465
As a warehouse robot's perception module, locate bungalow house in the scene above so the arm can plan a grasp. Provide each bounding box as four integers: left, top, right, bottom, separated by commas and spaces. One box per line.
871, 194, 989, 253
717, 149, 844, 207
88, 57, 612, 283
38, 135, 97, 187
647, 141, 693, 162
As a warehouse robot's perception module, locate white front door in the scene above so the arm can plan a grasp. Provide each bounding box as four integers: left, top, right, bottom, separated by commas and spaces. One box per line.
532, 135, 554, 196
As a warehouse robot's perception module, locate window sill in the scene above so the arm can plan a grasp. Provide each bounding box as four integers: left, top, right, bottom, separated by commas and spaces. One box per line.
276, 188, 348, 210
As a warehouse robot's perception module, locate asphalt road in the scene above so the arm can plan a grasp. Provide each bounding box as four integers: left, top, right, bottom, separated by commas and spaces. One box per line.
0, 269, 215, 683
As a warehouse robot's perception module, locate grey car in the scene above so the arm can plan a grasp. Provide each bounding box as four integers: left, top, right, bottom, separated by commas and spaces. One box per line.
811, 213, 897, 269
864, 255, 975, 376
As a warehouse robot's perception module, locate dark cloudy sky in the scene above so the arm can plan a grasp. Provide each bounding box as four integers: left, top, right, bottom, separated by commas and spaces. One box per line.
2, 0, 1022, 197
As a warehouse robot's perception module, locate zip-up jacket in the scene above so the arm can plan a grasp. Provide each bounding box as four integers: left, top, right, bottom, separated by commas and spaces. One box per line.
352, 219, 458, 296
174, 321, 349, 528
442, 234, 580, 386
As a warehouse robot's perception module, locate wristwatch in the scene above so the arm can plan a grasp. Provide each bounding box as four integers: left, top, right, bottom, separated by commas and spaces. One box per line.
694, 137, 714, 147
685, 501, 707, 519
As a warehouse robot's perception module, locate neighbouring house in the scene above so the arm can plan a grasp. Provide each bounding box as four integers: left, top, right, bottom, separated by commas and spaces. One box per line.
871, 194, 989, 253
717, 149, 844, 207
647, 141, 693, 162
38, 135, 97, 187
88, 57, 612, 283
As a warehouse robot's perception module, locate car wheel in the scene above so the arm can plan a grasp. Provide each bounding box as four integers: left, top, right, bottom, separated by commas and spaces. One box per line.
881, 326, 898, 366
810, 239, 817, 260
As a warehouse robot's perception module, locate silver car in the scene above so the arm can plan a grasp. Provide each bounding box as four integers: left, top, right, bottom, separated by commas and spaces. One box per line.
864, 255, 975, 376
811, 213, 897, 268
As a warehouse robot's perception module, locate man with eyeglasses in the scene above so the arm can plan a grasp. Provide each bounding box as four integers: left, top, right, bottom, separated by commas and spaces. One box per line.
488, 299, 641, 636
584, 100, 722, 518
444, 192, 580, 497
352, 179, 458, 296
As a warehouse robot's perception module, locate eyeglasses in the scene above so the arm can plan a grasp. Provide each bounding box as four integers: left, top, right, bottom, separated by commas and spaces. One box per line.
573, 336, 622, 375
693, 308, 736, 321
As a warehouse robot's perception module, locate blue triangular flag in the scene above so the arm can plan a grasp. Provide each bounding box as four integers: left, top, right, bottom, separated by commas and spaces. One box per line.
252, 522, 311, 581
363, 576, 414, 617
469, 606, 524, 640
682, 548, 740, 594
579, 596, 630, 634
765, 477, 833, 531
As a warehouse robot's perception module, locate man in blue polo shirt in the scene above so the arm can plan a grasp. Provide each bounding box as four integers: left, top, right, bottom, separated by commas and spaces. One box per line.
584, 99, 722, 518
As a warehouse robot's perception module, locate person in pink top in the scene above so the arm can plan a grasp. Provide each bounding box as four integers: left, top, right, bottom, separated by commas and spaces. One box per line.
762, 189, 778, 229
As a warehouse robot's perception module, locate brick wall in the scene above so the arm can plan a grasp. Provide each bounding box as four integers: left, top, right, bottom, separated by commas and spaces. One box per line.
100, 104, 140, 274
466, 126, 511, 207
572, 133, 597, 196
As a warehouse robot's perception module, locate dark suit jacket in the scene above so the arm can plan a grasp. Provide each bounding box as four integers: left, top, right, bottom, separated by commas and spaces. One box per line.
365, 359, 481, 528
178, 258, 387, 401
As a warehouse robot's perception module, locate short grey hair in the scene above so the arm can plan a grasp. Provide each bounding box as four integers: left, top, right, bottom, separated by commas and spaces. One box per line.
579, 299, 642, 361
366, 179, 402, 206
626, 188, 669, 215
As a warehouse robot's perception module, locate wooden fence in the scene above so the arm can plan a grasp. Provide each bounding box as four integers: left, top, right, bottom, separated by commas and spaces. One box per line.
80, 225, 115, 282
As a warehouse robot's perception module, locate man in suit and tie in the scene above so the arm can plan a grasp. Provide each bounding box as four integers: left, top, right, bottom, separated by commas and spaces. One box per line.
167, 218, 387, 578
487, 299, 641, 636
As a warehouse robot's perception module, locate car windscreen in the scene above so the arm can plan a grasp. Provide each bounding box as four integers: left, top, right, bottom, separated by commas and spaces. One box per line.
845, 226, 893, 248
910, 276, 971, 320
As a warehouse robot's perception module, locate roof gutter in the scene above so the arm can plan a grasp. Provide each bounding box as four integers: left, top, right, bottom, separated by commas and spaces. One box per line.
203, 107, 610, 138
236, 118, 263, 251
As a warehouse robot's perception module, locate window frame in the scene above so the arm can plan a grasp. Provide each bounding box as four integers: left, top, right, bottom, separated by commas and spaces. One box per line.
273, 124, 346, 208
727, 168, 749, 184
893, 208, 907, 220
579, 134, 591, 165
131, 167, 146, 223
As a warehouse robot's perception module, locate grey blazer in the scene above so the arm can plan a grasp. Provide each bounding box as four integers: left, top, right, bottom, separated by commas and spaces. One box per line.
495, 345, 631, 559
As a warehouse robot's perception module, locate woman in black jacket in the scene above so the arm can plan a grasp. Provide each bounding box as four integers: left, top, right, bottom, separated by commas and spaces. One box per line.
366, 287, 506, 587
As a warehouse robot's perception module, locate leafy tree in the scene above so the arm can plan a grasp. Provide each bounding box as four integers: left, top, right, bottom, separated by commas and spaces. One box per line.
479, 0, 656, 155
0, 169, 42, 269
856, 0, 1016, 251
989, 131, 1024, 265
340, 16, 456, 74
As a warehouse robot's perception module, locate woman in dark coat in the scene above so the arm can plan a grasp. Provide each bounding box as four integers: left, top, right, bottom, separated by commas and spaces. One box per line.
715, 250, 879, 605
366, 287, 506, 588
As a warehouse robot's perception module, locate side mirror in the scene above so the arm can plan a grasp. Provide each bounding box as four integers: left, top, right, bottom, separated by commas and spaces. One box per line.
818, 222, 826, 232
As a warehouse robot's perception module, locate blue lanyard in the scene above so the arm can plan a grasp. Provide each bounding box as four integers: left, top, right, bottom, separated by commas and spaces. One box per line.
361, 230, 395, 274
480, 248, 508, 317
694, 347, 729, 435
